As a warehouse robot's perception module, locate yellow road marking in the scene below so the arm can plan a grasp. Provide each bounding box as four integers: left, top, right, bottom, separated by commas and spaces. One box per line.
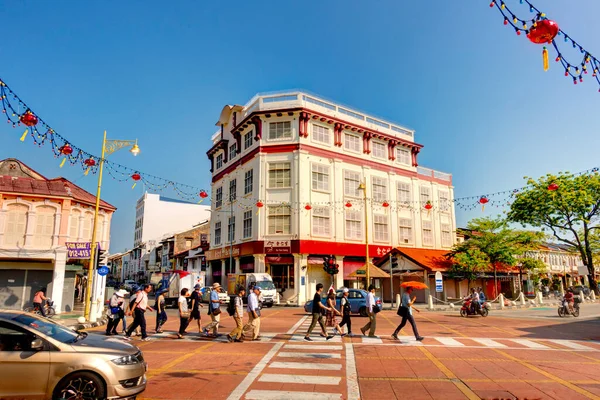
147, 343, 213, 377
417, 346, 479, 400
360, 376, 600, 385
379, 311, 407, 336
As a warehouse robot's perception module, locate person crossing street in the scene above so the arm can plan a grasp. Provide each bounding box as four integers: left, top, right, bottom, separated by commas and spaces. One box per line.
242, 286, 261, 341
360, 285, 378, 337
125, 284, 154, 341
304, 283, 333, 341
228, 287, 246, 342
392, 286, 424, 342
203, 282, 224, 337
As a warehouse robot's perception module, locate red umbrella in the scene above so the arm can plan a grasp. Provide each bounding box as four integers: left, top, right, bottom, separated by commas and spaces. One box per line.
400, 281, 428, 290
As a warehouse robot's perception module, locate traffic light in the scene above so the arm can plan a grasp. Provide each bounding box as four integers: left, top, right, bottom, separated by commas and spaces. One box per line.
323, 255, 339, 275
391, 256, 398, 269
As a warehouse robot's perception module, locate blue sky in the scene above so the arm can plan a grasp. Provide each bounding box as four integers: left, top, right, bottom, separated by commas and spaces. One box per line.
1, 0, 599, 252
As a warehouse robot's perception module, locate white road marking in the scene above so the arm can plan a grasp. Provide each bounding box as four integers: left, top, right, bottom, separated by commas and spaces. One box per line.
277, 351, 342, 359
345, 343, 360, 400
269, 361, 342, 370
245, 390, 342, 400
226, 342, 283, 400
511, 339, 549, 349
472, 338, 507, 348
550, 339, 595, 350
287, 315, 309, 334
436, 337, 465, 347
361, 336, 383, 344
284, 344, 344, 350
259, 373, 341, 385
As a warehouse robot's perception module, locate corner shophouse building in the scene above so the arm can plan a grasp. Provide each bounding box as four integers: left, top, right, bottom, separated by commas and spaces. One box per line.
0, 159, 115, 313
205, 91, 456, 305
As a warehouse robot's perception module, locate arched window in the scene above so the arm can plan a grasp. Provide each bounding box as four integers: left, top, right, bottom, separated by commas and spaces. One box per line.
4, 203, 28, 247
82, 212, 93, 241
34, 206, 56, 248
69, 209, 81, 241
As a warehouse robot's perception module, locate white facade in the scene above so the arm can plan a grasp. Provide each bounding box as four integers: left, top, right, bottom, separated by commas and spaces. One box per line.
206, 91, 456, 304
134, 193, 211, 247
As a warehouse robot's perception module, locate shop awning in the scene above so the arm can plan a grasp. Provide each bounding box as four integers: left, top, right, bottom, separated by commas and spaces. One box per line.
343, 259, 364, 279
347, 262, 390, 279
266, 255, 293, 264
307, 256, 325, 265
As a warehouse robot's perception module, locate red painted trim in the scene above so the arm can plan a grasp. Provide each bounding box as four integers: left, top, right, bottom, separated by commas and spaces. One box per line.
261, 144, 300, 154
211, 146, 260, 183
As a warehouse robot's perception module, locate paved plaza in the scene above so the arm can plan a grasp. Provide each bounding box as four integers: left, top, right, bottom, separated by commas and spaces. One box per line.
86, 304, 600, 400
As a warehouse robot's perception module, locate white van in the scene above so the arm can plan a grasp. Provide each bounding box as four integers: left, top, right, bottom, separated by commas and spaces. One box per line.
246, 273, 276, 307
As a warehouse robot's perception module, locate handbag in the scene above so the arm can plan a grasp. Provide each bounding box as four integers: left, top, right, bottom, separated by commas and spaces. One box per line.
180, 311, 190, 319
373, 305, 381, 314
212, 307, 222, 316
397, 305, 409, 317
110, 306, 120, 315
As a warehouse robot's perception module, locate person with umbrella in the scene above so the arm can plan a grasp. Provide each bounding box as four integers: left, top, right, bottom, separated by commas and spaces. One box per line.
392, 282, 425, 342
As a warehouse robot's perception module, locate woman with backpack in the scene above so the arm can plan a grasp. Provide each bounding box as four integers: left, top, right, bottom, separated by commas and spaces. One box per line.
338, 288, 352, 337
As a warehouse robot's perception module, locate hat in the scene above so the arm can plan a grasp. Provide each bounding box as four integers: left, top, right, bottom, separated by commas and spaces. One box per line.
343, 288, 349, 293
253, 285, 261, 291
115, 289, 128, 297
194, 284, 201, 289
212, 282, 221, 289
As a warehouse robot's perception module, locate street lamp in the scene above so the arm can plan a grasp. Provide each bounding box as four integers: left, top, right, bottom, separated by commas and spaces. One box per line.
358, 182, 370, 285
84, 131, 140, 321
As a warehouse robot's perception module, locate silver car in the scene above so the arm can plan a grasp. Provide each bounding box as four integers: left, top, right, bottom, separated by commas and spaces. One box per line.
0, 310, 147, 399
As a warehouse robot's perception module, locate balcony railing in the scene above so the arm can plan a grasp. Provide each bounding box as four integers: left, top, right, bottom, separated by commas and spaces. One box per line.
417, 166, 452, 183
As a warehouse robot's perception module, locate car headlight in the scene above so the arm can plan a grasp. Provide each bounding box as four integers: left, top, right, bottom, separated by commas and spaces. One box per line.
112, 354, 142, 366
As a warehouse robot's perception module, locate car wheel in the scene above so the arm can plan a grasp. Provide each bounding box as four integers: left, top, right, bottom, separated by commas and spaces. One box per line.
266, 303, 273, 308
359, 306, 368, 317
53, 372, 106, 400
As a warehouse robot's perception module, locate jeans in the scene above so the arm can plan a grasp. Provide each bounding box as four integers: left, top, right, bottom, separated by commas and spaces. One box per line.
229, 316, 244, 339
306, 312, 325, 336
33, 302, 46, 317
126, 308, 148, 339
156, 311, 167, 331
362, 312, 376, 336
106, 315, 122, 334
122, 315, 127, 331
394, 313, 421, 339
179, 317, 190, 335
339, 314, 352, 333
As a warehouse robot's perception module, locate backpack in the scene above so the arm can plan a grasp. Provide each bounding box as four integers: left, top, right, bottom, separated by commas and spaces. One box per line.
227, 296, 237, 316
341, 297, 351, 316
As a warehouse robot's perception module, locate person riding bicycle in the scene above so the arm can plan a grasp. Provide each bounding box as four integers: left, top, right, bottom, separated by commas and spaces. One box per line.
564, 288, 575, 313
33, 288, 47, 317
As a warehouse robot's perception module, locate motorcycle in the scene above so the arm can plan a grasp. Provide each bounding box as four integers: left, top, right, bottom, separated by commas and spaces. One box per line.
460, 298, 489, 317
25, 298, 56, 318
558, 297, 580, 317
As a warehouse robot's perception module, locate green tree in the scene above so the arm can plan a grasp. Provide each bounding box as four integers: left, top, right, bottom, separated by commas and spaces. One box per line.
507, 172, 600, 294
518, 257, 547, 290
450, 217, 544, 297
447, 247, 489, 289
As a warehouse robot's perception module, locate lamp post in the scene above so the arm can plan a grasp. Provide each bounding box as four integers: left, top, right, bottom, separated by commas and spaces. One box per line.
84, 131, 140, 321
358, 182, 370, 286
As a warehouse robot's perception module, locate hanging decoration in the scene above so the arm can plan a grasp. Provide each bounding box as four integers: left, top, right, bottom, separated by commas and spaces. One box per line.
83, 157, 96, 176
490, 0, 599, 90
345, 202, 352, 208
304, 204, 312, 211
382, 201, 390, 208
58, 144, 73, 168
479, 196, 489, 211
0, 77, 208, 202
131, 172, 141, 189
547, 182, 559, 191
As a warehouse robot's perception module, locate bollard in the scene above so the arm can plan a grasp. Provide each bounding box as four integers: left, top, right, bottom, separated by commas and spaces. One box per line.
499, 294, 505, 310
395, 294, 401, 307
591, 291, 597, 301
519, 292, 526, 306
428, 295, 434, 310
537, 291, 543, 305
90, 300, 98, 323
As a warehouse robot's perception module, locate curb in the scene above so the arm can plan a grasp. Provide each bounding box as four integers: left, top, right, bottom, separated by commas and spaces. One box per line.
60, 316, 109, 330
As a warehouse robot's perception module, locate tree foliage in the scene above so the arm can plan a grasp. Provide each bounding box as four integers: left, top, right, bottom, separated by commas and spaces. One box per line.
449, 217, 544, 295
507, 172, 600, 292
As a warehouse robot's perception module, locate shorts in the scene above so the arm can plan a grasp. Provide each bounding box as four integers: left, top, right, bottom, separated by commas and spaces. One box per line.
190, 310, 201, 320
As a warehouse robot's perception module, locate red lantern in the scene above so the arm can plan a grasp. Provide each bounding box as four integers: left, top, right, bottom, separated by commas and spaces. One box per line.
19, 110, 38, 127
59, 144, 73, 155
199, 191, 208, 199
424, 201, 433, 210
382, 201, 390, 208
84, 158, 96, 167
548, 183, 559, 191
479, 196, 489, 205
131, 173, 141, 181
304, 204, 312, 210
527, 19, 559, 44
345, 202, 352, 208
256, 201, 264, 208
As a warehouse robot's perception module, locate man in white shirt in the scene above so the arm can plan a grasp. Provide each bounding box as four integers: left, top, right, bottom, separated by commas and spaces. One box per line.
242, 286, 261, 341
360, 285, 377, 337
125, 284, 154, 341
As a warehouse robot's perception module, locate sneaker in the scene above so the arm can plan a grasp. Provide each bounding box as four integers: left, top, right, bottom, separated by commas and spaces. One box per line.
123, 336, 132, 341
234, 338, 243, 342
203, 329, 209, 337
141, 337, 151, 342
177, 334, 183, 339
304, 336, 313, 342
340, 333, 347, 337
416, 336, 425, 341
391, 334, 399, 340
326, 335, 334, 341
227, 335, 233, 343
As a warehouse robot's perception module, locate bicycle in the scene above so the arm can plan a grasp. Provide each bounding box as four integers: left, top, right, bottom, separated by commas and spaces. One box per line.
24, 299, 56, 318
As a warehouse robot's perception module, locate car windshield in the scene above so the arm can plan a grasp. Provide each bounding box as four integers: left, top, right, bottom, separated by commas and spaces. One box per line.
255, 281, 275, 290
13, 314, 78, 343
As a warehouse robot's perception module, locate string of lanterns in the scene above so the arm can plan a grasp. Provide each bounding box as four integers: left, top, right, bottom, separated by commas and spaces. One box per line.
489, 0, 600, 90
0, 78, 206, 202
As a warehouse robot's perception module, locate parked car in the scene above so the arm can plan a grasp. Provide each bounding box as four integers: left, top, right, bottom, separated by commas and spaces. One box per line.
571, 285, 591, 297
123, 279, 137, 291
303, 289, 382, 317
0, 310, 147, 399
201, 286, 230, 304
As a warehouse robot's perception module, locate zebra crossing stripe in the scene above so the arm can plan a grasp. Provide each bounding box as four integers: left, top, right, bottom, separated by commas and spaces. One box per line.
269, 361, 342, 370
258, 373, 342, 385
471, 338, 507, 348
511, 339, 550, 349
245, 390, 342, 399
550, 339, 595, 350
